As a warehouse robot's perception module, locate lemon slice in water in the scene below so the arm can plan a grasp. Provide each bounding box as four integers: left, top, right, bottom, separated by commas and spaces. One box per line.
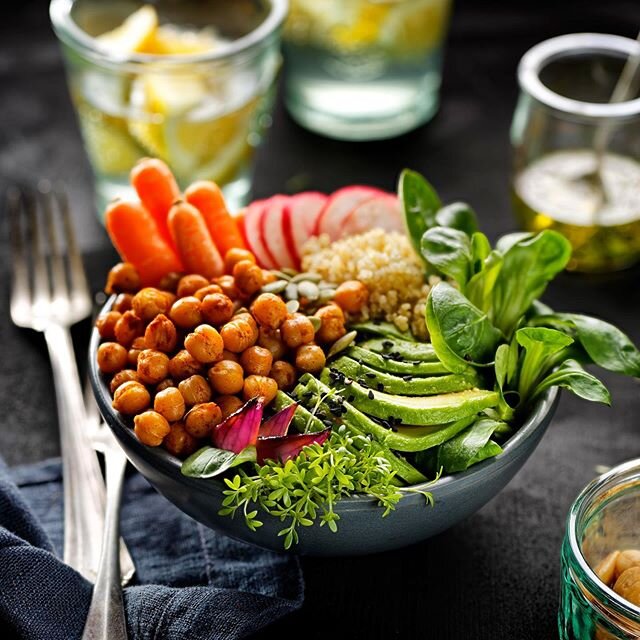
97, 5, 158, 54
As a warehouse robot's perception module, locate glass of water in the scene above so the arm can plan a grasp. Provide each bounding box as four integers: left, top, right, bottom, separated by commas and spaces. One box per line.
282, 0, 452, 141
50, 0, 287, 215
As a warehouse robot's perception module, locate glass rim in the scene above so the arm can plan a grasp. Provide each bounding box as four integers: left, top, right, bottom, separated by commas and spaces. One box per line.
50, 0, 289, 67
518, 33, 640, 120
567, 457, 640, 622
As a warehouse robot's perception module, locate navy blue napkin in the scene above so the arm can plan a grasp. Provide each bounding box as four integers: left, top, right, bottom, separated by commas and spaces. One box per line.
0, 456, 303, 640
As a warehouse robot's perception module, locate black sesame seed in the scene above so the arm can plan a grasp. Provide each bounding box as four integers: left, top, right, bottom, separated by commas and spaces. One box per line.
367, 390, 374, 400
347, 395, 355, 402
391, 427, 398, 433
382, 340, 393, 349
365, 372, 376, 379
377, 383, 384, 391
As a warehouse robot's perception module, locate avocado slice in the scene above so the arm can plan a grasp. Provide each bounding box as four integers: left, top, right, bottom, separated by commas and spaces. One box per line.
347, 346, 450, 376
350, 321, 416, 341
330, 356, 479, 396
305, 376, 477, 453
320, 369, 498, 426
359, 338, 437, 362
273, 389, 326, 433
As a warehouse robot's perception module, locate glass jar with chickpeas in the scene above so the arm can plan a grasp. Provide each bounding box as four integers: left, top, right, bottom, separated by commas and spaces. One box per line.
95, 253, 369, 462
560, 459, 640, 639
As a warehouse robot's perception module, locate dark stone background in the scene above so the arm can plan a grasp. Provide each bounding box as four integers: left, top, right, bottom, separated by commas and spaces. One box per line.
1, 1, 639, 638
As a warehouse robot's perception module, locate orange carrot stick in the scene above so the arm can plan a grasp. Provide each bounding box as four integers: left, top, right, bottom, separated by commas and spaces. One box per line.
105, 200, 183, 286
130, 158, 180, 245
184, 181, 246, 256
167, 201, 224, 279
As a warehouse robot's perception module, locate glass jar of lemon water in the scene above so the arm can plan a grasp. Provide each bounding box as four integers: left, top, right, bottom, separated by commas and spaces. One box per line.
50, 0, 287, 214
512, 34, 640, 272
283, 0, 452, 141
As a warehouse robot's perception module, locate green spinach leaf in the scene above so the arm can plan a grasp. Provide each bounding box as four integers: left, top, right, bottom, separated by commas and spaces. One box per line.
421, 227, 473, 289
466, 250, 503, 312
426, 282, 503, 372
468, 440, 503, 467
182, 446, 256, 479
435, 202, 478, 236
531, 359, 611, 405
398, 169, 442, 261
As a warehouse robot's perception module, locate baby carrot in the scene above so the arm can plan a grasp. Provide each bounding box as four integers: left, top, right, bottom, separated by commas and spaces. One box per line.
130, 158, 180, 245
105, 200, 183, 286
167, 201, 224, 279
185, 181, 246, 257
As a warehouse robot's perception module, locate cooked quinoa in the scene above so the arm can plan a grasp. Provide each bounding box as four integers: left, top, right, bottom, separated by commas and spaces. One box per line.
301, 229, 439, 339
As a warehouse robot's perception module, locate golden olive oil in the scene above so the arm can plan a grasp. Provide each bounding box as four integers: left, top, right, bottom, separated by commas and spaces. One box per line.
513, 150, 640, 272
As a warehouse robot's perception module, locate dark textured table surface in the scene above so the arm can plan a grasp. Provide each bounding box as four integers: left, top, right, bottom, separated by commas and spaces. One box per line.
2, 1, 639, 638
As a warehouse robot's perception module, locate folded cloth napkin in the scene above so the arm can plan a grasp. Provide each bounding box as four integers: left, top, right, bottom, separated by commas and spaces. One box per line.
0, 456, 303, 640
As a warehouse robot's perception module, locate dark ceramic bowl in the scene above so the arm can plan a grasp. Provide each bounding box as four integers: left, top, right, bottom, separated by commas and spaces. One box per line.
89, 309, 559, 556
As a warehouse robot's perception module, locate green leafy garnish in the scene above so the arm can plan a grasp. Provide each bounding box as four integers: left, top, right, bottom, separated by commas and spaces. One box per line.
182, 446, 256, 479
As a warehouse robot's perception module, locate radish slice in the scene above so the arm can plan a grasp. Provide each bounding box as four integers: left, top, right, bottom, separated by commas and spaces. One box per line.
283, 192, 328, 267
316, 186, 385, 240
339, 194, 404, 239
243, 199, 275, 269
261, 195, 296, 270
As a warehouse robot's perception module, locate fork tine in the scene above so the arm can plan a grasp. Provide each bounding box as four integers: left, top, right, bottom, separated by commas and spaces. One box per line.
24, 189, 50, 314
56, 186, 91, 305
40, 180, 69, 305
7, 187, 30, 326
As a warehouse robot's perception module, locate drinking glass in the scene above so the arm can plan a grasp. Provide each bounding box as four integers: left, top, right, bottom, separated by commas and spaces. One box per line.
50, 0, 288, 215
282, 0, 452, 141
511, 33, 640, 273
560, 459, 640, 639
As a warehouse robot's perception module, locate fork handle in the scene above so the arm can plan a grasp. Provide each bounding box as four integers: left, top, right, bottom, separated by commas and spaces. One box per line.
82, 447, 128, 640
44, 323, 106, 580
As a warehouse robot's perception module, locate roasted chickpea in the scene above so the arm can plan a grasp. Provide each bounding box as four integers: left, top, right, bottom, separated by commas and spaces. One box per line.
112, 293, 133, 313
127, 336, 146, 366
154, 387, 186, 422
134, 410, 170, 446
178, 374, 212, 405
144, 314, 177, 352
258, 327, 286, 360
295, 344, 326, 373
215, 395, 244, 419
163, 421, 198, 457
233, 260, 263, 296
168, 349, 202, 381
96, 311, 121, 339
105, 262, 141, 294
112, 381, 151, 415
184, 402, 223, 438
132, 288, 171, 322
156, 378, 175, 392
243, 375, 278, 404
332, 280, 369, 313
137, 349, 170, 384
177, 274, 209, 298
114, 310, 144, 347
240, 346, 273, 376
281, 314, 315, 349
222, 349, 239, 363
162, 291, 177, 308
220, 318, 257, 353
224, 248, 256, 273
250, 293, 288, 330
213, 275, 238, 299
194, 284, 223, 301
97, 342, 128, 373
314, 304, 346, 343
201, 293, 234, 325
158, 271, 182, 293
208, 360, 244, 395
169, 296, 202, 328
269, 360, 296, 390
109, 369, 140, 394
184, 324, 224, 364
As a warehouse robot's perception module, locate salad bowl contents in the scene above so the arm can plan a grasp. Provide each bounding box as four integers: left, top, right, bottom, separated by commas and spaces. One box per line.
90, 158, 640, 554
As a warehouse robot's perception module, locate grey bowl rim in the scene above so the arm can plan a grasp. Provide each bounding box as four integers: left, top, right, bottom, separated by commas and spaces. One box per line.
89, 297, 559, 507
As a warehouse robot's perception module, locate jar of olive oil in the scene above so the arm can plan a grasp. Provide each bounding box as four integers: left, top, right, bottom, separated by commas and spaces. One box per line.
560, 459, 640, 639
512, 34, 640, 272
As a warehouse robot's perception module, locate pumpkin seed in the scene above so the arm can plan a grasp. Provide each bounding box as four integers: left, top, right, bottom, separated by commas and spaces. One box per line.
291, 272, 322, 284
261, 280, 288, 294
309, 316, 322, 332
285, 283, 299, 300
281, 267, 298, 277
327, 330, 357, 359
297, 281, 320, 301
319, 288, 336, 302
270, 270, 292, 281
286, 299, 300, 314
319, 281, 336, 290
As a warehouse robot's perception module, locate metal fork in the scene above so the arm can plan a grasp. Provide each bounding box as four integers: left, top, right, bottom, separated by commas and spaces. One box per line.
8, 183, 133, 583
